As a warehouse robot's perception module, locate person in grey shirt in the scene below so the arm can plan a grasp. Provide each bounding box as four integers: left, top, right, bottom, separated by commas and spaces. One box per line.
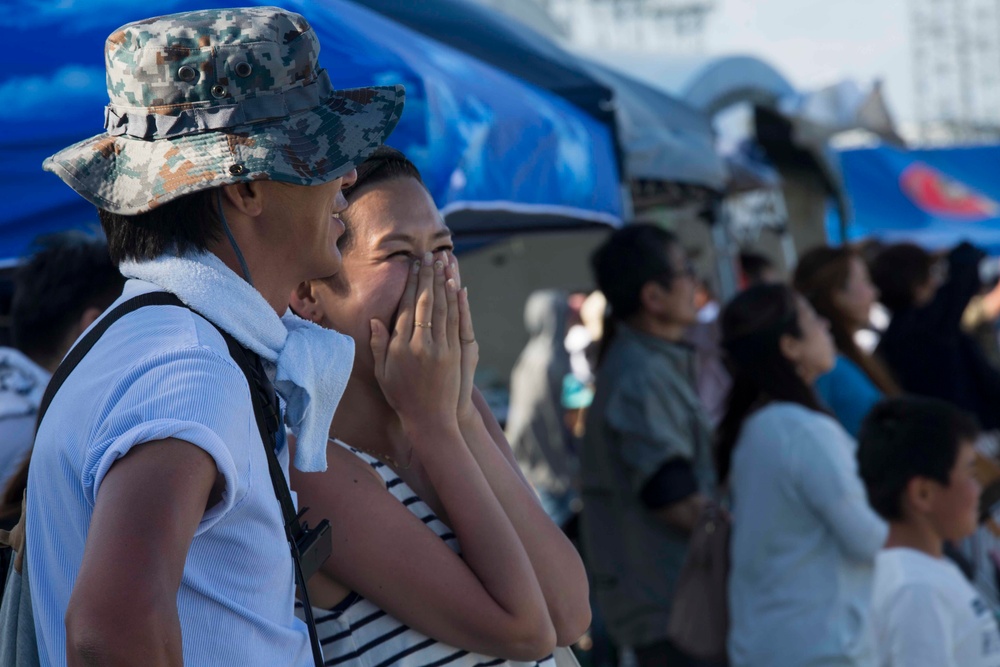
580, 224, 715, 667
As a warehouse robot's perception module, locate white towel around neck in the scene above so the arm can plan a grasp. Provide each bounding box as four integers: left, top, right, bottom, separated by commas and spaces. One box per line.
120, 251, 354, 472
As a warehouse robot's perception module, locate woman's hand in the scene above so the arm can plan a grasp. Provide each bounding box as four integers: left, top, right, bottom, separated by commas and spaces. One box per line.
446, 256, 480, 429
371, 250, 462, 429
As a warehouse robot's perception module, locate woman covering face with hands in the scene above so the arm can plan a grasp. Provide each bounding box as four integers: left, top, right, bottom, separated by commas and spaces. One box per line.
288, 147, 590, 667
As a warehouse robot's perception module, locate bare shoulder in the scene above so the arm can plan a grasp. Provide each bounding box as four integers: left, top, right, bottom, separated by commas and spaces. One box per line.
289, 434, 385, 493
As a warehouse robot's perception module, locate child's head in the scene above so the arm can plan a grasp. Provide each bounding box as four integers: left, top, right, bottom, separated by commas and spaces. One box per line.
859, 397, 981, 542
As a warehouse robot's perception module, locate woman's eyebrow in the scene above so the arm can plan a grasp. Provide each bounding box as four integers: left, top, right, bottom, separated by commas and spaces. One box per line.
377, 230, 453, 245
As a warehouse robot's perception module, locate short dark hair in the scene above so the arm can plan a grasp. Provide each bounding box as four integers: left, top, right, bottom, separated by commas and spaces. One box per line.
739, 251, 775, 286
870, 243, 934, 313
340, 146, 424, 252
98, 187, 223, 265
10, 233, 125, 361
590, 223, 680, 323
858, 396, 980, 521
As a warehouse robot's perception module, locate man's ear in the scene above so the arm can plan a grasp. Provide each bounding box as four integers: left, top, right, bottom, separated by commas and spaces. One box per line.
220, 181, 265, 218
904, 476, 936, 515
639, 280, 665, 316
290, 281, 323, 324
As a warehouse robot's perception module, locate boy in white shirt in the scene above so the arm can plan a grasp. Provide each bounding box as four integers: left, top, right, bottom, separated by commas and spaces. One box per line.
858, 396, 1000, 667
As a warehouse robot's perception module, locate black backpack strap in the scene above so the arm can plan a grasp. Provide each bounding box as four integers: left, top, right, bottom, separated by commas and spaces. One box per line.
215, 331, 329, 667
35, 291, 328, 667
35, 292, 186, 428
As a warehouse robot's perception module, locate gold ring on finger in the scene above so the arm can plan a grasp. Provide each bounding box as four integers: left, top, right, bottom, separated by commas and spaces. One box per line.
415, 322, 432, 329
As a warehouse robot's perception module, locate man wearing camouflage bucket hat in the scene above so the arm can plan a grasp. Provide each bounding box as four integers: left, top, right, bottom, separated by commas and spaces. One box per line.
21, 6, 403, 666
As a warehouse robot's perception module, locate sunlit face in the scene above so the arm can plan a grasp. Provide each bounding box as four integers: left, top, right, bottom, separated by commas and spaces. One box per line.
307, 177, 453, 374
834, 257, 879, 331
781, 295, 836, 383
256, 170, 356, 283
927, 443, 981, 542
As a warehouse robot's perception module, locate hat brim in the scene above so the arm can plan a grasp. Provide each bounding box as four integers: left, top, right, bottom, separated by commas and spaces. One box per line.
43, 85, 405, 215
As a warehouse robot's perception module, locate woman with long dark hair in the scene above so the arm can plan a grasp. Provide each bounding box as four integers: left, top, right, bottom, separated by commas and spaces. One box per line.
793, 245, 899, 436
720, 284, 886, 667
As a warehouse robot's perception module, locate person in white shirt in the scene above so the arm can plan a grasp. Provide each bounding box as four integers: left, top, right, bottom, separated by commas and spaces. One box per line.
718, 283, 888, 667
859, 396, 1000, 667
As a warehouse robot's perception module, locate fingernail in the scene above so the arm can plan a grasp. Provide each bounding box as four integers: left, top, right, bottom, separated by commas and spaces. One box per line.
423, 251, 433, 264
412, 260, 420, 274
447, 278, 457, 292
434, 259, 444, 272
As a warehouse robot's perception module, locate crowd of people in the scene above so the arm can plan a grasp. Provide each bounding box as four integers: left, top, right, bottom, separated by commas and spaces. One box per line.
506, 228, 1000, 666
3, 5, 1000, 667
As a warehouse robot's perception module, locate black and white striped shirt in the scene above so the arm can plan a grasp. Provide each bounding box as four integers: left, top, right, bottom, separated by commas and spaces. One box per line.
297, 439, 556, 667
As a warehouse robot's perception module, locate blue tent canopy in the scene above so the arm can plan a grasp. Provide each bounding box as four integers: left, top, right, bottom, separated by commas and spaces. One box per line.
830, 144, 1000, 254
0, 0, 622, 265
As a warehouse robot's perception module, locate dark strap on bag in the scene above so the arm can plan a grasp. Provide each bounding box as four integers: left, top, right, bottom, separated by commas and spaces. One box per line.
35, 292, 326, 667
35, 292, 183, 426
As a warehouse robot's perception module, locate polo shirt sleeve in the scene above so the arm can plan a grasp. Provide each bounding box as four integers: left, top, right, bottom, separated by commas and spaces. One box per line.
604, 368, 696, 495
83, 345, 253, 535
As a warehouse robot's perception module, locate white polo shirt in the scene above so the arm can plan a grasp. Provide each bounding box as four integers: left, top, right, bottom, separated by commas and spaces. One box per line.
26, 279, 311, 666
872, 547, 1000, 667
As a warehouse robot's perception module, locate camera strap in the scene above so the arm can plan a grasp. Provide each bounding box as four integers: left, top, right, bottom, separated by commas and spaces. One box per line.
35, 292, 327, 667
217, 323, 327, 667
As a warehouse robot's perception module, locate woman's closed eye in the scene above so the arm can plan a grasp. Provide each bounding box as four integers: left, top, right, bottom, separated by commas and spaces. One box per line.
385, 245, 452, 260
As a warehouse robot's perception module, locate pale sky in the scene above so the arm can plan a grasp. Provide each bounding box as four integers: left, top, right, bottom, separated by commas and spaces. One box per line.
704, 0, 913, 121
559, 0, 914, 123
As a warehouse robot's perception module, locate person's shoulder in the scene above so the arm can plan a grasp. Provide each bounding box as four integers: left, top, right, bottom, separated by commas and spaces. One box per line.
92, 282, 235, 366
828, 354, 862, 378
876, 549, 962, 598
749, 402, 835, 431
743, 403, 848, 457
595, 343, 653, 390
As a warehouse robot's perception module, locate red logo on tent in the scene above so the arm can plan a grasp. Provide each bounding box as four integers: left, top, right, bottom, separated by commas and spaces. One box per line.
900, 162, 999, 220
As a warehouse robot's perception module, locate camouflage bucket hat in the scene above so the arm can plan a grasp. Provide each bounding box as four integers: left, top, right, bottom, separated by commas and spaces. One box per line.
44, 6, 405, 215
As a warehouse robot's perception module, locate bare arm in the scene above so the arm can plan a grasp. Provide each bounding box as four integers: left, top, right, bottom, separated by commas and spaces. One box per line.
65, 438, 219, 667
330, 251, 555, 661
448, 257, 589, 645
465, 389, 591, 646
296, 437, 554, 660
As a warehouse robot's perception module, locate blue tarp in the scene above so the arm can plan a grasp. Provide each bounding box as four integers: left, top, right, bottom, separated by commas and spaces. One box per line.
830, 144, 1000, 254
0, 0, 622, 265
